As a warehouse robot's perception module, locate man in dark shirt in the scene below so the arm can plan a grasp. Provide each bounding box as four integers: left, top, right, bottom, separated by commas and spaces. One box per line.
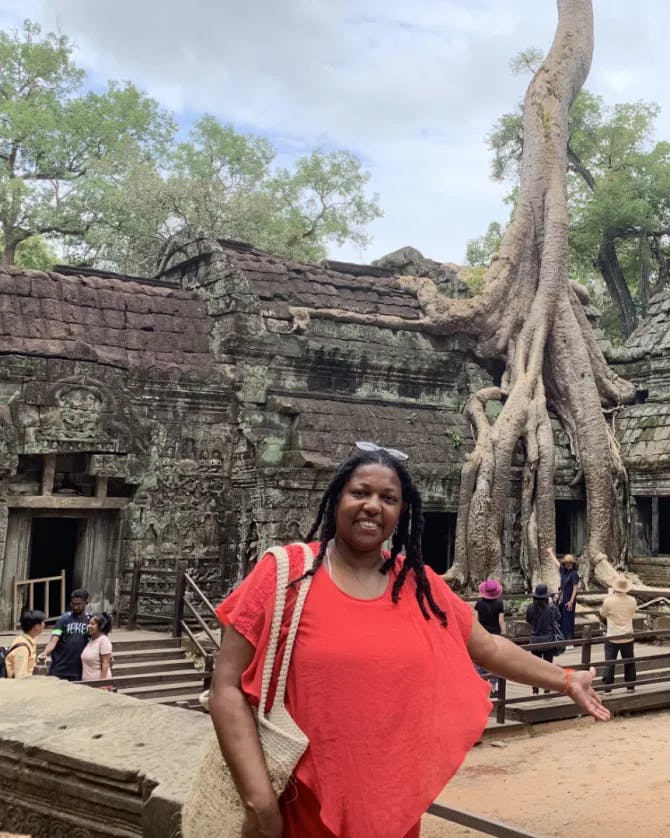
38, 589, 92, 681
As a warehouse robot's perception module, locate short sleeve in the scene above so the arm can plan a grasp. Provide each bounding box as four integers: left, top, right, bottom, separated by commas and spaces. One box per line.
425, 569, 473, 642
215, 552, 279, 649
496, 599, 504, 616
100, 636, 113, 655
51, 614, 67, 637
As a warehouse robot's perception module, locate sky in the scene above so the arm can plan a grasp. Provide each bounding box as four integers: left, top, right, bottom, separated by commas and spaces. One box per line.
1, 1, 669, 265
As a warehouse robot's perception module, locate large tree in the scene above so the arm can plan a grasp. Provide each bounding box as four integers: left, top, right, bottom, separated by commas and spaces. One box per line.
1, 20, 381, 275
75, 117, 382, 276
485, 55, 670, 341
298, 0, 633, 590
0, 20, 174, 266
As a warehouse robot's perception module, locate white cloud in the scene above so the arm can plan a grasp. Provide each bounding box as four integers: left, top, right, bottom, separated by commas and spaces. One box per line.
4, 1, 670, 263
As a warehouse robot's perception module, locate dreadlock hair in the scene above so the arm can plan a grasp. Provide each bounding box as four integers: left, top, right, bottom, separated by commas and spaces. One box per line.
292, 448, 447, 626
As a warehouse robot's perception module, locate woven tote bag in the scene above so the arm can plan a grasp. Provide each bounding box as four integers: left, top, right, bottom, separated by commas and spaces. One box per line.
181, 543, 314, 838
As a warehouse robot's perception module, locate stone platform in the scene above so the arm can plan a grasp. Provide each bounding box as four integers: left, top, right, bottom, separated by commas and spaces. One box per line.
0, 676, 211, 837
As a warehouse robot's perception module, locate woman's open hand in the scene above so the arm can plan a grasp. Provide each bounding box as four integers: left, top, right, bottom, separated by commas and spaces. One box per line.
566, 666, 610, 722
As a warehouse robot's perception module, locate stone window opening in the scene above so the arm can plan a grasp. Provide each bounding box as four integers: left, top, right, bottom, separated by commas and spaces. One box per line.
421, 511, 456, 574
555, 499, 585, 557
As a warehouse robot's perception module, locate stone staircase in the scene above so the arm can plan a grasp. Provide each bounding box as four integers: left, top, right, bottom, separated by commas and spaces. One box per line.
4, 628, 211, 711
81, 631, 208, 710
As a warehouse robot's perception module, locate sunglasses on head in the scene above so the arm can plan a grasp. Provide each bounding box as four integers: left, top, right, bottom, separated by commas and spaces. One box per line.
355, 440, 409, 461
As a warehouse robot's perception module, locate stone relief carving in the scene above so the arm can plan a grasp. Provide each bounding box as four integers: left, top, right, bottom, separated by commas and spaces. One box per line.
2, 804, 106, 838
8, 375, 153, 455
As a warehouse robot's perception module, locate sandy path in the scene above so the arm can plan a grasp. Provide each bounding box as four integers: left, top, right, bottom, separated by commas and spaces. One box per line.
420, 712, 670, 837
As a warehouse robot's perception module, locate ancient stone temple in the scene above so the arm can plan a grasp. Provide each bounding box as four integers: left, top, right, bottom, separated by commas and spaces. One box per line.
0, 241, 669, 627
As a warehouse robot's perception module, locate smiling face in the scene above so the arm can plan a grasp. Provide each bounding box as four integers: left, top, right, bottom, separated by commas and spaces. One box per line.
334, 463, 405, 558
87, 618, 100, 638
71, 596, 87, 616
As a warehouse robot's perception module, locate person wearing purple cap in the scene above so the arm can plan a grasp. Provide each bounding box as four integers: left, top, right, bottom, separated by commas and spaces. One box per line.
474, 578, 506, 695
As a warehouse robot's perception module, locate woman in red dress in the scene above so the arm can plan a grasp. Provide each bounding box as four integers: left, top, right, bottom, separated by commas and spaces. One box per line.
210, 443, 608, 837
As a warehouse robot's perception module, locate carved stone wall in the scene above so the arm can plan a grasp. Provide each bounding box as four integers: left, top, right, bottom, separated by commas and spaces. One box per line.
2, 249, 670, 614
0, 677, 209, 837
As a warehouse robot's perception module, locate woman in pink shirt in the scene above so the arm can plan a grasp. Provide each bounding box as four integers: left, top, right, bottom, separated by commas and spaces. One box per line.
80, 612, 113, 681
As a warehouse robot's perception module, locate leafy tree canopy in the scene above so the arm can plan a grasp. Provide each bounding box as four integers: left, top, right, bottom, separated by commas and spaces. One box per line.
470, 48, 670, 341
0, 20, 381, 275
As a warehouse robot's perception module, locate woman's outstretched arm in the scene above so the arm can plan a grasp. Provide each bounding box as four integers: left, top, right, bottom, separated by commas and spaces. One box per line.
467, 620, 610, 722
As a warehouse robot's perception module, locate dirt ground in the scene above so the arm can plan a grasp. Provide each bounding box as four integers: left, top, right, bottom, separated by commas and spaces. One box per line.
420, 711, 670, 838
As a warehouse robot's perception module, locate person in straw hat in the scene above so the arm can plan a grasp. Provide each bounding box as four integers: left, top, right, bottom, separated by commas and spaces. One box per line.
546, 546, 580, 647
600, 576, 637, 692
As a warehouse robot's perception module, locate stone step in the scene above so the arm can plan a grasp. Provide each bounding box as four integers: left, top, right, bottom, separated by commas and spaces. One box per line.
111, 647, 188, 663
81, 668, 201, 690
112, 658, 193, 675
121, 680, 205, 700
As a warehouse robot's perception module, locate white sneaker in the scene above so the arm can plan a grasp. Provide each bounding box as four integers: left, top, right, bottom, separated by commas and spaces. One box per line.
565, 645, 574, 650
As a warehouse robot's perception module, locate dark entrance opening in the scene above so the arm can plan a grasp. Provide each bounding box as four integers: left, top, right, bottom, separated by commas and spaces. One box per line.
659, 498, 670, 554
29, 518, 80, 615
555, 500, 585, 556
422, 512, 456, 574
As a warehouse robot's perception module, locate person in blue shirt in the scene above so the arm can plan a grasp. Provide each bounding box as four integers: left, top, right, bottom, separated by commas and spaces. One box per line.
547, 547, 579, 647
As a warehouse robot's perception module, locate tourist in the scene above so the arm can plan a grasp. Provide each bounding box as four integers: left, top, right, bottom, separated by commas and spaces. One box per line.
547, 546, 580, 646
474, 577, 506, 695
525, 583, 561, 694
81, 612, 113, 681
600, 576, 637, 692
208, 443, 609, 838
37, 589, 92, 681
4, 609, 45, 678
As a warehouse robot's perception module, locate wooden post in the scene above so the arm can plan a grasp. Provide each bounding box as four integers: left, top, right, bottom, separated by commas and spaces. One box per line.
41, 453, 57, 496
496, 677, 507, 724
173, 561, 187, 638
127, 560, 142, 630
581, 624, 592, 668
60, 569, 66, 615
204, 654, 214, 691
651, 496, 660, 556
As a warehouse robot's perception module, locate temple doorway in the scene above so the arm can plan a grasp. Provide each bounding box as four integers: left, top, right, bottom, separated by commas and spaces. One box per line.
422, 511, 456, 574
555, 500, 585, 556
29, 517, 82, 615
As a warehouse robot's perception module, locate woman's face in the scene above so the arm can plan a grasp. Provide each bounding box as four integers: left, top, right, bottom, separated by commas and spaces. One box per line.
334, 463, 405, 555
88, 618, 100, 637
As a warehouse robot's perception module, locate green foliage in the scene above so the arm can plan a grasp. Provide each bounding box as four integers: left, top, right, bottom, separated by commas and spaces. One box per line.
466, 221, 504, 268
1, 20, 381, 275
482, 50, 670, 338
0, 232, 57, 269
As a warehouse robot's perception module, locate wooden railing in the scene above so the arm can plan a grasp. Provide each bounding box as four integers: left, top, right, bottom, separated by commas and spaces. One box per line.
12, 569, 66, 627
426, 803, 539, 837
492, 626, 670, 724
122, 559, 220, 689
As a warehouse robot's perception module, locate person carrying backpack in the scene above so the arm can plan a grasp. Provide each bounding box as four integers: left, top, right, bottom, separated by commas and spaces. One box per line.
2, 609, 46, 678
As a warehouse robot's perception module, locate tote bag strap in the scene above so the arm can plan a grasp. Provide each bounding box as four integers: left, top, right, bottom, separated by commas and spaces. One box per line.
259, 542, 314, 716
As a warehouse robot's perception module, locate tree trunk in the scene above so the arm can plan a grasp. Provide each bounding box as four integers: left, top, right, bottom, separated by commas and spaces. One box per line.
2, 241, 16, 266
285, 1, 636, 593
442, 0, 635, 591
596, 236, 638, 338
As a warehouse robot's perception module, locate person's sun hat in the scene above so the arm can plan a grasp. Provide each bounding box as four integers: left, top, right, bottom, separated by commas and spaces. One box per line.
560, 554, 578, 565
612, 576, 633, 594
532, 583, 550, 599
478, 578, 503, 599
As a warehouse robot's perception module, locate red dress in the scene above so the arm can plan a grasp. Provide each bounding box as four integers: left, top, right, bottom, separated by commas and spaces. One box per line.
215, 543, 491, 837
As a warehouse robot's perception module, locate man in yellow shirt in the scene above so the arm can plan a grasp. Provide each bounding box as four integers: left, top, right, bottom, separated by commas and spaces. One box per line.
5, 609, 46, 678
600, 577, 637, 692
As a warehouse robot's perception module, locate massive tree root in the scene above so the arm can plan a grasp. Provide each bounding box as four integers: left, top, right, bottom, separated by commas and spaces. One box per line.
437, 0, 635, 591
